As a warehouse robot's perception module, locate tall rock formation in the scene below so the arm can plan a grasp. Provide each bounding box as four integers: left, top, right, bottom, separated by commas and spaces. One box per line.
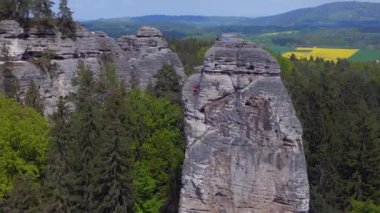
116, 26, 185, 89
0, 21, 184, 114
179, 41, 309, 212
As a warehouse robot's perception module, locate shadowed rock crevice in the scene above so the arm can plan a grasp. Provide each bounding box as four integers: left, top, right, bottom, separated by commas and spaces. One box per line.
180, 41, 309, 213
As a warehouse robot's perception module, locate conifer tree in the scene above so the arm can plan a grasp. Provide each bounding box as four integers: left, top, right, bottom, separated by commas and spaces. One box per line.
130, 69, 140, 89
0, 0, 16, 21
95, 63, 133, 212
25, 79, 44, 114
0, 42, 10, 93
351, 200, 380, 213
42, 97, 72, 212
280, 57, 380, 212
0, 42, 17, 101
58, 0, 75, 39
0, 42, 10, 63
340, 100, 380, 203
69, 60, 102, 212
32, 0, 54, 22
58, 0, 72, 19
154, 64, 182, 105
0, 175, 42, 212
15, 0, 31, 23
3, 70, 21, 102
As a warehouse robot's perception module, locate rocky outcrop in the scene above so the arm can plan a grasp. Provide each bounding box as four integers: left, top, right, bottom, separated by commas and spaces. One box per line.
116, 26, 185, 89
179, 41, 309, 212
0, 21, 184, 114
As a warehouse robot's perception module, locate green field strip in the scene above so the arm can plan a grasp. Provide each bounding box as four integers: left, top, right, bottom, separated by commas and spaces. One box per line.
349, 50, 380, 62
266, 46, 296, 54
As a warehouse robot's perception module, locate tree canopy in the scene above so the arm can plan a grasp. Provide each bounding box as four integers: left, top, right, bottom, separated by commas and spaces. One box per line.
0, 59, 185, 212
0, 94, 49, 197
0, 0, 76, 38
351, 200, 380, 213
126, 90, 184, 212
280, 56, 380, 212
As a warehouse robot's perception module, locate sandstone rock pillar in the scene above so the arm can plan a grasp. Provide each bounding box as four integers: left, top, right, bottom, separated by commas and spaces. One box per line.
179, 41, 309, 213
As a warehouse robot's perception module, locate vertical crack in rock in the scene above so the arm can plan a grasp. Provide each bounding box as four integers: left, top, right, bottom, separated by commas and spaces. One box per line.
180, 41, 310, 213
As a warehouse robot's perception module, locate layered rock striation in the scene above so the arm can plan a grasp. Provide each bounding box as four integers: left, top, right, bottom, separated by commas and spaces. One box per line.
116, 26, 185, 89
0, 21, 184, 114
179, 41, 309, 212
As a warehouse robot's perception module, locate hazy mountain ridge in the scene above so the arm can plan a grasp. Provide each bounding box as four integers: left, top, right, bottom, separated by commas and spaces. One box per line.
249, 1, 380, 26
83, 1, 380, 46
131, 15, 254, 26
84, 1, 380, 28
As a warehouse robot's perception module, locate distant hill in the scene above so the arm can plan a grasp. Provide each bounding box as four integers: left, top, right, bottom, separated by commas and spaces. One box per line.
84, 2, 380, 28
130, 15, 252, 26
82, 1, 380, 44
129, 2, 380, 27
82, 15, 254, 38
249, 1, 380, 27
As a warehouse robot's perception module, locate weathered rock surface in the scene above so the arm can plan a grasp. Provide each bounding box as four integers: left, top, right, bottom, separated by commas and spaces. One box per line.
116, 26, 185, 89
0, 21, 184, 114
136, 26, 163, 38
179, 41, 309, 213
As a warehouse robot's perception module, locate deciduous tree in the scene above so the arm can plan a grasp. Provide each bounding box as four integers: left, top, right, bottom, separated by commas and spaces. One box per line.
0, 94, 49, 198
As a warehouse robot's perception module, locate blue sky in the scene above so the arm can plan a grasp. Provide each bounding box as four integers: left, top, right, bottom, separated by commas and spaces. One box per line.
56, 0, 380, 20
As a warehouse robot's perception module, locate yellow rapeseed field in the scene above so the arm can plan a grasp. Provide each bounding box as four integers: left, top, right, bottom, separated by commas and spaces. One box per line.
282, 47, 359, 62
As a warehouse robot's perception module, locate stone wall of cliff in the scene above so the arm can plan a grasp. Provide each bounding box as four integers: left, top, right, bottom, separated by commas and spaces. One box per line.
179, 41, 310, 212
0, 20, 184, 114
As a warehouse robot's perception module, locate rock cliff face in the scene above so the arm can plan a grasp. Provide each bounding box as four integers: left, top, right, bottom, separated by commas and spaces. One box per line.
0, 21, 184, 114
179, 41, 309, 212
116, 26, 185, 89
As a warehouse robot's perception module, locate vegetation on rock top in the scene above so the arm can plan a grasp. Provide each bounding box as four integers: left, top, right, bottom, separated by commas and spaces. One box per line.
0, 0, 76, 38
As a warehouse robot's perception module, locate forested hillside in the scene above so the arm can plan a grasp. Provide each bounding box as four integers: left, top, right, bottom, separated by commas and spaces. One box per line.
1, 0, 380, 212
279, 57, 380, 212
2, 35, 379, 212
0, 1, 185, 211
250, 2, 380, 27
0, 59, 185, 212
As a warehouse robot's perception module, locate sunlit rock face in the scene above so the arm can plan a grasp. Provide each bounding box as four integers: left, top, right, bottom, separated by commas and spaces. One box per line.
116, 26, 186, 89
179, 41, 309, 213
0, 21, 184, 115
